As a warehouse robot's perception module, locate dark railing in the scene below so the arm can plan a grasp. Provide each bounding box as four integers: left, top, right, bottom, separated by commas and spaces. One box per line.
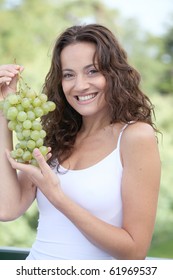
0, 246, 166, 260
0, 246, 30, 260
0, 247, 169, 260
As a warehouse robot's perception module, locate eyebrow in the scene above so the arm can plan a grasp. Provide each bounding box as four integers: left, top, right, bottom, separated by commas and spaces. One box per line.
62, 64, 97, 72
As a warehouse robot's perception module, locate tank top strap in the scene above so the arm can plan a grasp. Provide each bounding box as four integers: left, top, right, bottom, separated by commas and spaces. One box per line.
116, 123, 129, 150
116, 121, 136, 150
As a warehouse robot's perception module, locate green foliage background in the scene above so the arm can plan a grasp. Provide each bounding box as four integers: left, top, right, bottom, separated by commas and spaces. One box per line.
0, 0, 173, 258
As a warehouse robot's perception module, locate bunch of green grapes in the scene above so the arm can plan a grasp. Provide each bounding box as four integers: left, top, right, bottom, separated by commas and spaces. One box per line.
0, 76, 56, 166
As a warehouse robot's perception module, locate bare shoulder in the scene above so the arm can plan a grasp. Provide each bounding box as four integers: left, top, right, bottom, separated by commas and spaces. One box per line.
122, 122, 157, 145
120, 122, 159, 164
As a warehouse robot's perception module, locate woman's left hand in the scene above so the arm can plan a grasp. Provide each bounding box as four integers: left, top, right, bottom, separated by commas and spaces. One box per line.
6, 148, 62, 204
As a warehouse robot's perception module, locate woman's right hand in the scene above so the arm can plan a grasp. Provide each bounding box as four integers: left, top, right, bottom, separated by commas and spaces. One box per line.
0, 64, 24, 100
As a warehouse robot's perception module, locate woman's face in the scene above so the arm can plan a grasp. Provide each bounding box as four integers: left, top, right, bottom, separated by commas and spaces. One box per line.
60, 42, 109, 119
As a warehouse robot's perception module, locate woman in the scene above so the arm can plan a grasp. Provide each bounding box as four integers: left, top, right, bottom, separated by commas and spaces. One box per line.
0, 24, 161, 260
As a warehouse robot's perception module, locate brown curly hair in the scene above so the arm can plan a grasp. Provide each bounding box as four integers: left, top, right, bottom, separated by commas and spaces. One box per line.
41, 24, 156, 167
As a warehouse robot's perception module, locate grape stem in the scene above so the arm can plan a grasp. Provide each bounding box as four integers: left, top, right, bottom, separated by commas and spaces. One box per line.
17, 74, 31, 94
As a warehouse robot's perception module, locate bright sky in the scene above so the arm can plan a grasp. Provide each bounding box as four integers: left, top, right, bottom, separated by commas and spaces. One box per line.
103, 0, 173, 35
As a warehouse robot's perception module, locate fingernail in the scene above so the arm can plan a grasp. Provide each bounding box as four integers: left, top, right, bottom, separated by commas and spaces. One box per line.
33, 148, 40, 156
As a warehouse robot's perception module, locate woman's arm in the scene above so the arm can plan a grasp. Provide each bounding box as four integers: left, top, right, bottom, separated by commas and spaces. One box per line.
0, 113, 36, 221
0, 64, 36, 221
120, 122, 161, 258
6, 122, 161, 259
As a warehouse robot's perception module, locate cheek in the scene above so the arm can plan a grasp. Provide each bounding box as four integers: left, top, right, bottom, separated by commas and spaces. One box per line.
61, 81, 68, 95
97, 76, 106, 91
61, 82, 72, 102
62, 83, 74, 105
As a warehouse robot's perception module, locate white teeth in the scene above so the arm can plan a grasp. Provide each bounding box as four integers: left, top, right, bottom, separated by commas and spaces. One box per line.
77, 94, 96, 101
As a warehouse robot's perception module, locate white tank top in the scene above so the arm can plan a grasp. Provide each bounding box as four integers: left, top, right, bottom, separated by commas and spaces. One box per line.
26, 125, 127, 260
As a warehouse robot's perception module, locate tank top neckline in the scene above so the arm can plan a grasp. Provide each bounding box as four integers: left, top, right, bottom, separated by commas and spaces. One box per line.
58, 123, 129, 173
59, 145, 119, 173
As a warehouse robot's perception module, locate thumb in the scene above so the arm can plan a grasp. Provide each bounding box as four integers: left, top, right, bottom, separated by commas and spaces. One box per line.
8, 65, 24, 92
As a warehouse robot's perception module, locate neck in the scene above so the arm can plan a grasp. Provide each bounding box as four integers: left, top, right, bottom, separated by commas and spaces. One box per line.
80, 114, 111, 137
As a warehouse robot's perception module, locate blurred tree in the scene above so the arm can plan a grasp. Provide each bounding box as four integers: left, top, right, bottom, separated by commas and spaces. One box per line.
1, 0, 167, 95
0, 0, 122, 90
118, 18, 168, 95
155, 16, 173, 94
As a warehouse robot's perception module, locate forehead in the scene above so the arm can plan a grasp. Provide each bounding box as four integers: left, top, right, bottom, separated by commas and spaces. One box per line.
60, 42, 97, 68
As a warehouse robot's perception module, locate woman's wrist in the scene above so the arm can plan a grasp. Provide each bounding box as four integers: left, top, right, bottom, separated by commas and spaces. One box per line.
51, 186, 71, 213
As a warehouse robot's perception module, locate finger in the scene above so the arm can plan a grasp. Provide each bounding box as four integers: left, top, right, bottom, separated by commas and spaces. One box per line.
46, 152, 52, 161
0, 64, 24, 74
0, 68, 21, 81
0, 65, 24, 84
8, 74, 19, 91
0, 72, 16, 89
45, 147, 52, 161
6, 149, 31, 172
6, 68, 23, 93
0, 77, 13, 86
47, 146, 51, 152
33, 148, 51, 174
6, 149, 44, 184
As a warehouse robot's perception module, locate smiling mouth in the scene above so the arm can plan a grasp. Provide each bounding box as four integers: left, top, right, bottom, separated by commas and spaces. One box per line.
76, 93, 97, 101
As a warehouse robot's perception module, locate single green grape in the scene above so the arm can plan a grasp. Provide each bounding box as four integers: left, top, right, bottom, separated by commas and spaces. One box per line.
11, 150, 18, 159
7, 107, 18, 121
15, 123, 23, 132
39, 94, 47, 103
47, 101, 56, 112
22, 150, 32, 161
36, 138, 44, 147
32, 97, 41, 107
7, 94, 19, 105
30, 130, 40, 141
21, 98, 31, 109
32, 120, 42, 131
39, 129, 46, 138
19, 140, 27, 149
26, 91, 36, 100
16, 103, 23, 112
41, 103, 50, 114
23, 119, 32, 129
16, 132, 25, 141
39, 146, 48, 156
27, 111, 35, 121
8, 120, 17, 131
17, 111, 27, 122
27, 139, 36, 150
34, 107, 44, 118
22, 129, 31, 138
15, 148, 24, 157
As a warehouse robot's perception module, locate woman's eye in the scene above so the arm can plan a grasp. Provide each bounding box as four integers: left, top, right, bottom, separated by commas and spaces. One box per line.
63, 73, 73, 79
88, 69, 98, 75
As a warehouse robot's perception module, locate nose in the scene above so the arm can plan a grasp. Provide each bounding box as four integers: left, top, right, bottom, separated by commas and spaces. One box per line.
74, 74, 89, 92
